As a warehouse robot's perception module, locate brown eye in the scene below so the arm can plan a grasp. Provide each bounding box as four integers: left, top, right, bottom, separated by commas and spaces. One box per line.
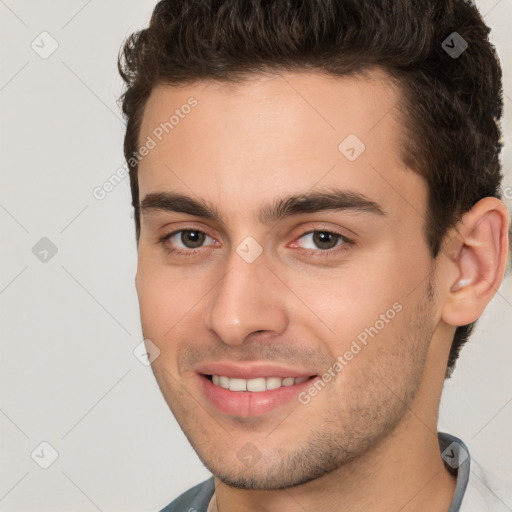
311, 231, 340, 250
180, 230, 206, 248
161, 229, 215, 254
296, 230, 346, 251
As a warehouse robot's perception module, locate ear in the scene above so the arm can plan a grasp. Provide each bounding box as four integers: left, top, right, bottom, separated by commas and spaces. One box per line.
441, 197, 510, 327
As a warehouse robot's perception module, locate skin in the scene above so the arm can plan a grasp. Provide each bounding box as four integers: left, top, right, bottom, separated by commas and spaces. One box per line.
134, 68, 509, 512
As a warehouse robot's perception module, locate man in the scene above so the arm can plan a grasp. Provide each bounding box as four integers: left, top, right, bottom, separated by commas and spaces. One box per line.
118, 0, 512, 510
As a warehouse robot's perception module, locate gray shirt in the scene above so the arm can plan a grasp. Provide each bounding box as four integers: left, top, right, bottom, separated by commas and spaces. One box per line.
158, 432, 512, 512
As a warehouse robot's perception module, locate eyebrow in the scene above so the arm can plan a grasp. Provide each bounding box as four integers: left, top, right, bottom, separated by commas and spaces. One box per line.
139, 188, 386, 224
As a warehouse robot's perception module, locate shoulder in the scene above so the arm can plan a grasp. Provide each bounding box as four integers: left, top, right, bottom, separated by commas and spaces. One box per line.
158, 477, 215, 512
437, 432, 511, 512
461, 458, 512, 512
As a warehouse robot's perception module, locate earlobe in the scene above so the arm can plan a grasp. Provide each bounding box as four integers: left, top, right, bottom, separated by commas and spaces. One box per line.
441, 197, 510, 327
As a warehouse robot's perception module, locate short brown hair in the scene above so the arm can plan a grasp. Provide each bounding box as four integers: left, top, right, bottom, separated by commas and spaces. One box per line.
118, 0, 507, 377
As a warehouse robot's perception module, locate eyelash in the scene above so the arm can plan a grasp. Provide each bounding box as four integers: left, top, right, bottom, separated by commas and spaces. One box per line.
158, 227, 354, 258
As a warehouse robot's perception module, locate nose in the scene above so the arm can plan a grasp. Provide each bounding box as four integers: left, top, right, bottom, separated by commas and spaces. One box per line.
203, 250, 288, 346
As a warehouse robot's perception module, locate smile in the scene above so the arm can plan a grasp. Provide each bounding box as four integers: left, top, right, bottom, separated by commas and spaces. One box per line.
208, 375, 310, 392
199, 371, 319, 417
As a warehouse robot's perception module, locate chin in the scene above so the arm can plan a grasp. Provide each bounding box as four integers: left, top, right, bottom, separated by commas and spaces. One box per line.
196, 443, 353, 491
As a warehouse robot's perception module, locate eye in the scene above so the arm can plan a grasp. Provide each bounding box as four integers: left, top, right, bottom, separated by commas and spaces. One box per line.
159, 229, 216, 255
158, 227, 353, 258
291, 230, 351, 253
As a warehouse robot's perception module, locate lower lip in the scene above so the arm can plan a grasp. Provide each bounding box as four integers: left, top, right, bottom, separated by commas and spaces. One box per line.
199, 374, 317, 417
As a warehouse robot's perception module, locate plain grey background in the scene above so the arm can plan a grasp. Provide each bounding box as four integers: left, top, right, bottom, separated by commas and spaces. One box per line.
1, 1, 511, 511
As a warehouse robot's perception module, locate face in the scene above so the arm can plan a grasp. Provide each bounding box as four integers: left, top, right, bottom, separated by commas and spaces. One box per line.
135, 69, 441, 489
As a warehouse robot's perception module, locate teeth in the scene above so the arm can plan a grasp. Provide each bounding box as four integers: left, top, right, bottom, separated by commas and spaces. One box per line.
247, 377, 266, 392
266, 377, 282, 390
229, 378, 247, 391
211, 375, 311, 392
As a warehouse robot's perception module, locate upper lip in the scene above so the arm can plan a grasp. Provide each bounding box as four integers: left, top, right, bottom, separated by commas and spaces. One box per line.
195, 362, 317, 380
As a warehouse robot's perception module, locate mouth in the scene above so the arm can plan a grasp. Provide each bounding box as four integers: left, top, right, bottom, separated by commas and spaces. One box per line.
196, 366, 319, 417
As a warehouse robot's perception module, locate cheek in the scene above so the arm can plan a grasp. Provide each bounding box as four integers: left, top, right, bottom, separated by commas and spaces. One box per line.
135, 260, 205, 344
288, 264, 405, 343
286, 254, 429, 384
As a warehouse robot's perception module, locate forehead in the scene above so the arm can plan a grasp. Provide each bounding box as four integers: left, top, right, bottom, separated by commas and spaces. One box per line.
137, 68, 426, 227
139, 68, 404, 154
